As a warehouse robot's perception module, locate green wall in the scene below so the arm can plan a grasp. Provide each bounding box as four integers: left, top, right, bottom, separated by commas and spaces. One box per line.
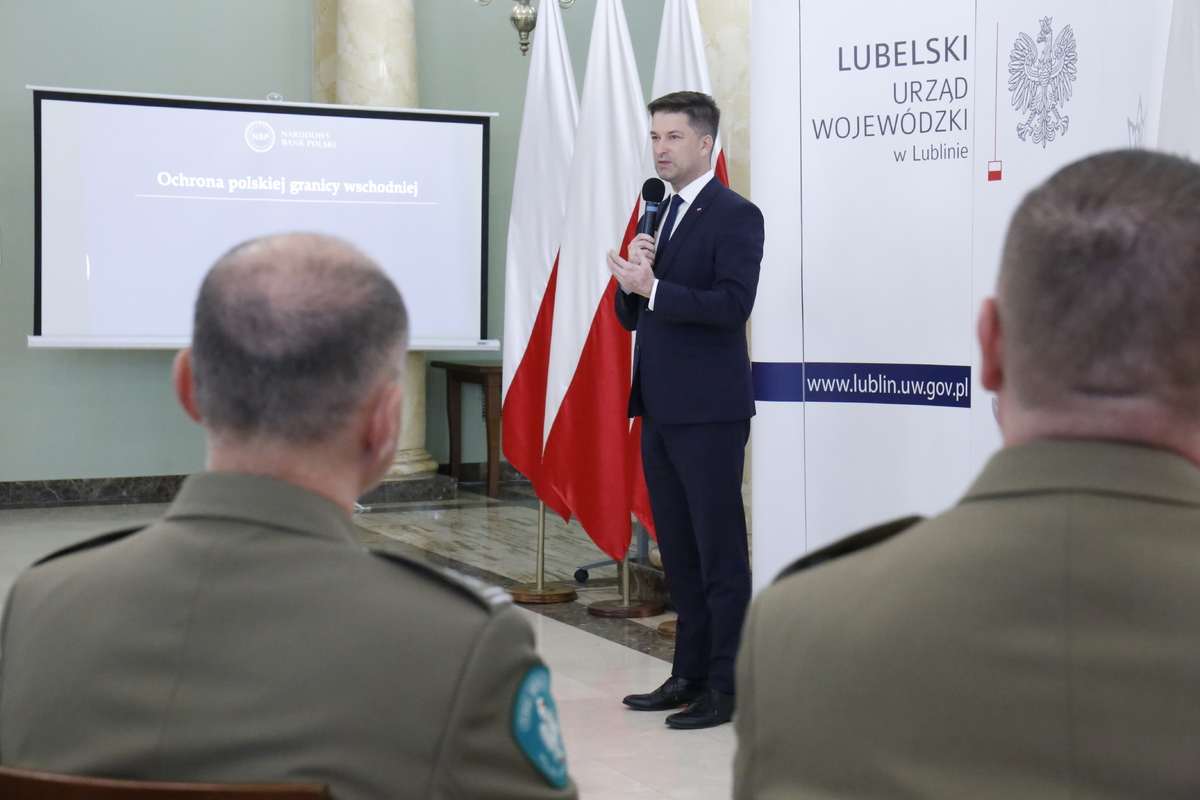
0, 0, 312, 481
0, 0, 663, 480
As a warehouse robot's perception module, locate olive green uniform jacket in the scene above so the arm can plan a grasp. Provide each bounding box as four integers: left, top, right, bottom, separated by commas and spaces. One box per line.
735, 439, 1200, 799
0, 472, 576, 800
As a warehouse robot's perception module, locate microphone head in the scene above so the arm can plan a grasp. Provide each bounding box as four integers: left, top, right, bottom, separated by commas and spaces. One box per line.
642, 178, 667, 203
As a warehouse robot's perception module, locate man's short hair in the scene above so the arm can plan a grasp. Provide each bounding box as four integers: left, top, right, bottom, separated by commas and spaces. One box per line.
191, 233, 408, 442
648, 91, 720, 141
999, 150, 1200, 412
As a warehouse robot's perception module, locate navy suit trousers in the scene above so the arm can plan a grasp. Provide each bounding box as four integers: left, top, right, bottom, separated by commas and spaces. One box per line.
641, 415, 751, 695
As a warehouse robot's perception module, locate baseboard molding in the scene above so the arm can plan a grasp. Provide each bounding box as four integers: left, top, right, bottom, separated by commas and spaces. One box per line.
1, 471, 460, 511
437, 461, 528, 484
0, 476, 187, 510
359, 473, 457, 504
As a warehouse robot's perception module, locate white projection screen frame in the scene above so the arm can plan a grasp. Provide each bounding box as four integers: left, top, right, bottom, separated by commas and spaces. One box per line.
31, 88, 495, 350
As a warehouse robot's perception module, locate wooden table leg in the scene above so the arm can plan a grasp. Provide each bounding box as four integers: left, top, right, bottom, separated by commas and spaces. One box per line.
484, 372, 501, 498
445, 375, 463, 481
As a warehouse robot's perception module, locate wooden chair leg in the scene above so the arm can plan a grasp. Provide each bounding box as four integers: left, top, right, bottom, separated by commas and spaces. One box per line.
446, 376, 463, 481
484, 374, 501, 498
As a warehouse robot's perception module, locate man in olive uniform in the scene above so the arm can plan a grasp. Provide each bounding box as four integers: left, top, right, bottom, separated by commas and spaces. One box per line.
0, 234, 576, 800
735, 150, 1200, 798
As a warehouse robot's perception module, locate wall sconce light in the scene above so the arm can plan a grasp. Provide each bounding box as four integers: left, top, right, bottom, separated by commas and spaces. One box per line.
475, 0, 575, 55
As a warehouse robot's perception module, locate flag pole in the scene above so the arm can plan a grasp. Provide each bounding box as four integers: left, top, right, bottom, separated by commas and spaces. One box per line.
508, 502, 578, 603
536, 501, 546, 592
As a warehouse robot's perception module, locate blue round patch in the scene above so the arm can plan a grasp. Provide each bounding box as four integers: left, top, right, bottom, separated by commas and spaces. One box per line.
512, 664, 569, 788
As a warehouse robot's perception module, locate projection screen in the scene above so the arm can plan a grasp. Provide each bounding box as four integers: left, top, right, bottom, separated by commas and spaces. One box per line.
31, 88, 494, 350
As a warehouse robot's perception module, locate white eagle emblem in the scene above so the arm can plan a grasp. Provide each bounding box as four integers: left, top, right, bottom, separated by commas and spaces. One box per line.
1009, 17, 1078, 148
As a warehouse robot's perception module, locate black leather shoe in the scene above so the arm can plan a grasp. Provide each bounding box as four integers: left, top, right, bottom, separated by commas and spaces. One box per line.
622, 676, 705, 711
665, 688, 734, 729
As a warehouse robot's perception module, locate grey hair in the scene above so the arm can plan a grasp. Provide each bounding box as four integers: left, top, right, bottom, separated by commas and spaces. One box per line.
190, 233, 408, 442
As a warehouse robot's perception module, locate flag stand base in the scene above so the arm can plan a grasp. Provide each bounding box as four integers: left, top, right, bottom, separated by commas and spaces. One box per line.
509, 583, 577, 604
587, 598, 664, 618
657, 619, 676, 637
587, 552, 664, 618
508, 502, 578, 605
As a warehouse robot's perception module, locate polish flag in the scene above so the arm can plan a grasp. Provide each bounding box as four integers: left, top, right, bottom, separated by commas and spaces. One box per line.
540, 0, 653, 562
501, 0, 577, 513
652, 0, 729, 186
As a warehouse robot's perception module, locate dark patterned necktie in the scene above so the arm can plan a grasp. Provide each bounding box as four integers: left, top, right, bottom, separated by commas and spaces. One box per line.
659, 194, 684, 242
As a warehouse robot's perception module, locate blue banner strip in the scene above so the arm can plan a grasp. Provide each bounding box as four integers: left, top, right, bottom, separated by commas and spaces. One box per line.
753, 362, 972, 408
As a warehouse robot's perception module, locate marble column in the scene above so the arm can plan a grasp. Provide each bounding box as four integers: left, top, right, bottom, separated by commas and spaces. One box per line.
312, 0, 338, 104
697, 0, 751, 197
696, 0, 753, 532
312, 0, 437, 480
390, 353, 440, 478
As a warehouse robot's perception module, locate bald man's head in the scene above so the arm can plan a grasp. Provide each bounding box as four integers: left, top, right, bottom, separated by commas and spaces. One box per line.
190, 233, 408, 442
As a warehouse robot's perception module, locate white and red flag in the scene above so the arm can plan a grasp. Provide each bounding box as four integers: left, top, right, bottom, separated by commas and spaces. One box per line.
652, 0, 729, 186
501, 0, 577, 514
540, 0, 654, 562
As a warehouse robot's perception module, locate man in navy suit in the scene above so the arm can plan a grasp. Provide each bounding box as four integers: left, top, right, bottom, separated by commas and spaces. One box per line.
607, 91, 764, 730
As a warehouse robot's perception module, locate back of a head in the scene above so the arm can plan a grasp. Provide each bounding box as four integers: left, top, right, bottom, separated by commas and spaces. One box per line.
999, 150, 1200, 415
648, 91, 720, 140
191, 233, 408, 443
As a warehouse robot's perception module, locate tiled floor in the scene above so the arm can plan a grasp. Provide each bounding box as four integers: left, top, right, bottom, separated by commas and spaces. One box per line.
0, 502, 168, 602
524, 609, 734, 799
355, 484, 681, 661
0, 483, 733, 799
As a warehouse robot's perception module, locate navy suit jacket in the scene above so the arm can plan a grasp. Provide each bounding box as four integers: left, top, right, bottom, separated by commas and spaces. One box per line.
615, 178, 764, 424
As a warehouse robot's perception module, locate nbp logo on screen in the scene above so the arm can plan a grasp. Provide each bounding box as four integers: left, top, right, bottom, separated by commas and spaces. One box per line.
245, 120, 276, 153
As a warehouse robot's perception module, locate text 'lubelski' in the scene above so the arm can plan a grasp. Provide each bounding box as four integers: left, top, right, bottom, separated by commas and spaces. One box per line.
838, 36, 968, 71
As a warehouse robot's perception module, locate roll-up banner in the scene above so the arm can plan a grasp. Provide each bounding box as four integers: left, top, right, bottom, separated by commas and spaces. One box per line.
750, 0, 1174, 590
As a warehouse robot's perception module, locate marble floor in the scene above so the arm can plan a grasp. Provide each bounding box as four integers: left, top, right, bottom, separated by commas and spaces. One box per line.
355, 483, 681, 658
0, 481, 732, 799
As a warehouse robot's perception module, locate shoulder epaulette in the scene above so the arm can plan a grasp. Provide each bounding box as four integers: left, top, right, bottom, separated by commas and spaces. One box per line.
34, 525, 147, 566
370, 549, 513, 612
773, 515, 924, 584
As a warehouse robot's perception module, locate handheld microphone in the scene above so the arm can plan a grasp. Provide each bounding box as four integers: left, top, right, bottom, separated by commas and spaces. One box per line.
636, 178, 667, 237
